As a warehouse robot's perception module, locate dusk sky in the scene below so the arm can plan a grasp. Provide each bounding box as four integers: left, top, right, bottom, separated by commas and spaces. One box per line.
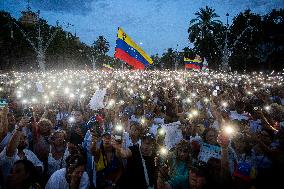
1, 0, 284, 56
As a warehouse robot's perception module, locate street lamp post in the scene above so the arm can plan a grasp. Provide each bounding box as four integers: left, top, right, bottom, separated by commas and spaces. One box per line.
221, 13, 230, 71
174, 44, 178, 71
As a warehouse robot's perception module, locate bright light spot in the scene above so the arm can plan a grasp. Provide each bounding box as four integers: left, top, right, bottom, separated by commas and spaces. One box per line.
222, 101, 228, 108
139, 42, 143, 45
115, 125, 123, 131
108, 99, 115, 106
64, 88, 70, 94
140, 118, 146, 124
22, 99, 28, 104
158, 128, 165, 135
192, 109, 198, 116
31, 97, 37, 103
204, 97, 209, 103
186, 98, 191, 103
224, 126, 234, 135
68, 116, 75, 123
264, 105, 270, 111
160, 147, 168, 156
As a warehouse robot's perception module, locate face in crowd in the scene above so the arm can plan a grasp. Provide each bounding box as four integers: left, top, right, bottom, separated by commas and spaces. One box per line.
204, 128, 218, 145
17, 132, 29, 150
141, 137, 155, 156
129, 124, 142, 139
38, 119, 52, 137
6, 160, 38, 189
102, 134, 112, 149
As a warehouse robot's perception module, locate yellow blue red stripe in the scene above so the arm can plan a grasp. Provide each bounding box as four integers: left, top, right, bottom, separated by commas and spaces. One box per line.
184, 57, 202, 70
115, 27, 153, 69
116, 38, 150, 66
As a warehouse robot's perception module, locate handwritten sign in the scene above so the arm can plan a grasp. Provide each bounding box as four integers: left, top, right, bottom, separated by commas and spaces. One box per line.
198, 142, 221, 162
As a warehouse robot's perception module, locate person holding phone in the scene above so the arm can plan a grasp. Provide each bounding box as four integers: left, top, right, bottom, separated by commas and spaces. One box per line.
90, 131, 123, 189
47, 130, 69, 177
45, 154, 89, 189
0, 123, 43, 183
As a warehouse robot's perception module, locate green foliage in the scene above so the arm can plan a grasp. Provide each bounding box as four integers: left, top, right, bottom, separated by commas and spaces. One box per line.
188, 6, 224, 69
187, 7, 284, 72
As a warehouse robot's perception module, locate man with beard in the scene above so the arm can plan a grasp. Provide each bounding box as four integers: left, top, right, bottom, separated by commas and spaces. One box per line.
0, 127, 43, 183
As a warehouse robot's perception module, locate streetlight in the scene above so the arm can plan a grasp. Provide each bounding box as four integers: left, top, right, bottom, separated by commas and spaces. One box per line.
174, 44, 179, 71
221, 13, 230, 71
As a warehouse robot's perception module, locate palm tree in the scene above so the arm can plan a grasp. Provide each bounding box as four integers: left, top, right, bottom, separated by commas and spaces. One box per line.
161, 48, 176, 70
92, 35, 110, 68
93, 36, 110, 55
188, 6, 223, 69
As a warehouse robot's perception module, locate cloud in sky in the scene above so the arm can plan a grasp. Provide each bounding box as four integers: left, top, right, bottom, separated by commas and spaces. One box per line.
1, 0, 284, 56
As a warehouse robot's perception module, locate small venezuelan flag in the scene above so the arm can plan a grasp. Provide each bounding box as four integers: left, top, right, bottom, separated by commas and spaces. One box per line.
102, 64, 114, 70
184, 57, 202, 70
114, 27, 153, 69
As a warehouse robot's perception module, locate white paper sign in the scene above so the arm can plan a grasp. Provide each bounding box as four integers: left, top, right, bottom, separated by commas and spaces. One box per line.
198, 142, 221, 162
161, 121, 183, 149
89, 88, 106, 110
36, 83, 44, 93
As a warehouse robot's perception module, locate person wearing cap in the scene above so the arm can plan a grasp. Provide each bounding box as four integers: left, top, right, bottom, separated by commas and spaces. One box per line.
90, 130, 123, 189
45, 154, 89, 189
113, 132, 156, 189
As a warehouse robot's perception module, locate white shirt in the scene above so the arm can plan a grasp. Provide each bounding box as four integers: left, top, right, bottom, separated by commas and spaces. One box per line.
0, 147, 43, 180
229, 111, 249, 121
48, 147, 70, 176
45, 168, 90, 189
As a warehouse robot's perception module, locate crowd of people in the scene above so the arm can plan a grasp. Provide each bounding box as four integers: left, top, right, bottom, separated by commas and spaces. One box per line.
0, 70, 283, 189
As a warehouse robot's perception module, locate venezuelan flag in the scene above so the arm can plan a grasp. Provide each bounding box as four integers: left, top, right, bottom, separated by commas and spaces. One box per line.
102, 64, 114, 70
184, 57, 202, 70
114, 27, 153, 69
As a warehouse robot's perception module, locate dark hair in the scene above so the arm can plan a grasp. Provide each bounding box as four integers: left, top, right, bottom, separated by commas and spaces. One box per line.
66, 154, 86, 169
190, 160, 207, 176
12, 160, 40, 189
